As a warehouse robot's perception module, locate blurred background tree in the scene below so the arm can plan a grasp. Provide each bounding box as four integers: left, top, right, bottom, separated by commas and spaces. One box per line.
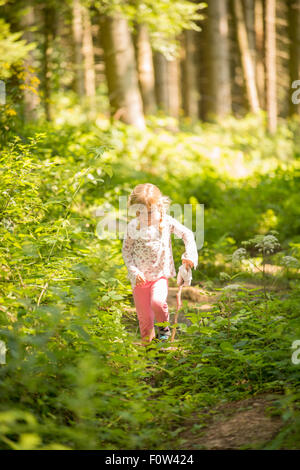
1, 0, 300, 130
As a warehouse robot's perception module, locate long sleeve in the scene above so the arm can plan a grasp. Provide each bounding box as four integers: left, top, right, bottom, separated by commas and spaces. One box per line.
168, 215, 198, 269
122, 227, 142, 282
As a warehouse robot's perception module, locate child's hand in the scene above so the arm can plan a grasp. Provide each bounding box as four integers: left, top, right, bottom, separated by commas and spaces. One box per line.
182, 259, 194, 269
136, 273, 146, 286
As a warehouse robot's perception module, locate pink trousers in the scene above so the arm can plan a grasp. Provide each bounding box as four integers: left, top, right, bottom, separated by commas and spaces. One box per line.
133, 276, 169, 342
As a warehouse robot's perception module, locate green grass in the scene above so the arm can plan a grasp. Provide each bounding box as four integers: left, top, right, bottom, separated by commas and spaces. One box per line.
0, 111, 299, 449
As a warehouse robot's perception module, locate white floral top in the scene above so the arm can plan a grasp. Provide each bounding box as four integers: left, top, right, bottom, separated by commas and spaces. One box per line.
122, 214, 198, 289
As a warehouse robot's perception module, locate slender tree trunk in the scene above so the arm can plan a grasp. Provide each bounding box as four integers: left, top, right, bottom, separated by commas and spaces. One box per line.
72, 0, 85, 99
244, 0, 256, 62
42, 7, 54, 121
265, 0, 277, 133
181, 30, 199, 121
153, 52, 180, 118
206, 0, 232, 118
288, 0, 300, 115
197, 16, 210, 120
21, 4, 39, 121
255, 0, 266, 109
234, 0, 260, 113
100, 14, 145, 128
153, 51, 169, 113
244, 0, 258, 103
135, 24, 157, 114
82, 5, 96, 111
168, 58, 180, 119
243, 0, 255, 51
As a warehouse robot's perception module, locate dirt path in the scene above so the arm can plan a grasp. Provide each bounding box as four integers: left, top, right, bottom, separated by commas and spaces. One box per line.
179, 393, 284, 450
123, 284, 218, 327
124, 279, 288, 324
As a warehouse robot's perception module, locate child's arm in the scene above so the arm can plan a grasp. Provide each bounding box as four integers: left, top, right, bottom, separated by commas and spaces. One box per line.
122, 228, 144, 282
168, 215, 198, 269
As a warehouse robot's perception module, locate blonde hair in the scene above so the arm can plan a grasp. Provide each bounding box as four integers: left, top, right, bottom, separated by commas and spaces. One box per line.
127, 183, 171, 232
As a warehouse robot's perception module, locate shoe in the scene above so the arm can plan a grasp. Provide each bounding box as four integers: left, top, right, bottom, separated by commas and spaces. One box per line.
158, 326, 171, 341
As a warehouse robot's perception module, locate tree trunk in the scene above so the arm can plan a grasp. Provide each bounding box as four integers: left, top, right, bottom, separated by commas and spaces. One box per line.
288, 0, 300, 115
243, 0, 256, 62
42, 7, 55, 121
197, 16, 210, 120
72, 0, 85, 99
234, 0, 260, 113
153, 51, 180, 118
135, 24, 157, 115
168, 58, 180, 119
265, 0, 277, 133
21, 3, 39, 120
82, 5, 96, 111
100, 14, 145, 129
153, 51, 169, 113
181, 30, 199, 121
255, 0, 266, 109
206, 0, 232, 118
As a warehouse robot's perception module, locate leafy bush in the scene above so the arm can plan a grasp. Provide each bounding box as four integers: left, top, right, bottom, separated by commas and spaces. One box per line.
0, 114, 300, 449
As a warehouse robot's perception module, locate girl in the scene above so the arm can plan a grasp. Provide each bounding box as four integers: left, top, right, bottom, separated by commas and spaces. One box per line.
122, 183, 198, 345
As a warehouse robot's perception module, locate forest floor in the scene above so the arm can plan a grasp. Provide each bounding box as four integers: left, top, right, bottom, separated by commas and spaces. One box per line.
123, 278, 288, 450
179, 392, 283, 449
